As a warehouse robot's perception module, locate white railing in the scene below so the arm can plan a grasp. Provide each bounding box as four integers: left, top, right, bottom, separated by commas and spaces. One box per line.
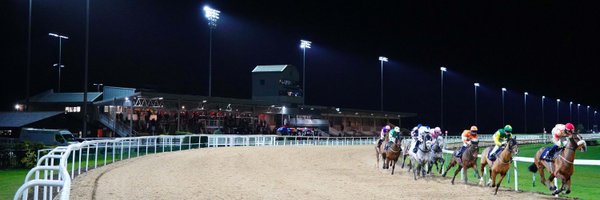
14, 134, 377, 200
14, 133, 599, 199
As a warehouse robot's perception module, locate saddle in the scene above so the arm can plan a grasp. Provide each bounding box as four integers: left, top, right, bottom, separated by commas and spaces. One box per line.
487, 146, 505, 162
540, 147, 564, 162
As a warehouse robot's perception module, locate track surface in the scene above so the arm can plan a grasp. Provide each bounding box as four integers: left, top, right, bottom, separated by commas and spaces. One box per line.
70, 146, 553, 199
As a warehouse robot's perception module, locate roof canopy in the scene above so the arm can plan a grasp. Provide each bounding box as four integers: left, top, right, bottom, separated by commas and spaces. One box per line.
0, 112, 62, 128
251, 65, 290, 73
29, 90, 102, 103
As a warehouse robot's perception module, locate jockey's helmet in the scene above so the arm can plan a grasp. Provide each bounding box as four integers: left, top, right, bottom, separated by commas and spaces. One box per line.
565, 123, 575, 131
470, 126, 478, 133
384, 125, 391, 130
504, 125, 513, 133
394, 126, 400, 132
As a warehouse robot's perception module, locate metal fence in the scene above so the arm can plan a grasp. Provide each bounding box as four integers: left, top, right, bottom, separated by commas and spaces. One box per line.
14, 134, 377, 200
13, 133, 600, 200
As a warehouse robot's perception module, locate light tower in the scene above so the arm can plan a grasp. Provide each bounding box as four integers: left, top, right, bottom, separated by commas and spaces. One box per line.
203, 6, 220, 97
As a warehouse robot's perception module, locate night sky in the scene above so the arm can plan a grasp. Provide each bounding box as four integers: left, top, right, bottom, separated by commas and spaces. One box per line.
1, 1, 599, 134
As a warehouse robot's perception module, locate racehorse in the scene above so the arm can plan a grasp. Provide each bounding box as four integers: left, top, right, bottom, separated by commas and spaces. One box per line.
529, 133, 587, 195
385, 138, 403, 175
375, 134, 389, 169
442, 140, 481, 185
428, 136, 445, 175
479, 138, 519, 195
407, 134, 433, 180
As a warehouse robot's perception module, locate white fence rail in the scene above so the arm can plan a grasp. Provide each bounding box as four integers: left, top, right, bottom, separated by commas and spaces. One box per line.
14, 135, 377, 200
13, 133, 600, 199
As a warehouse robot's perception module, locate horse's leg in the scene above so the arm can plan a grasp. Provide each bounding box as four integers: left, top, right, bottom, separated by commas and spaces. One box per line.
490, 171, 497, 187
391, 160, 396, 175
375, 147, 380, 169
413, 160, 419, 180
472, 165, 482, 181
401, 153, 407, 168
565, 177, 572, 194
438, 158, 445, 174
552, 177, 565, 196
548, 173, 557, 191
479, 161, 487, 186
442, 158, 455, 177
450, 165, 461, 185
494, 173, 507, 195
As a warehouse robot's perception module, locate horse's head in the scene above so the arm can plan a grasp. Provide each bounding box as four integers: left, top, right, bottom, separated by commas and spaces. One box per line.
467, 139, 479, 156
508, 137, 519, 155
570, 133, 587, 152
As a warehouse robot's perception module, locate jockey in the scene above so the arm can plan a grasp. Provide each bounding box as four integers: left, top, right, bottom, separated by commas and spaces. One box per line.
378, 125, 391, 149
455, 126, 478, 157
386, 126, 401, 150
489, 125, 513, 161
543, 123, 573, 161
412, 125, 430, 153
430, 127, 443, 141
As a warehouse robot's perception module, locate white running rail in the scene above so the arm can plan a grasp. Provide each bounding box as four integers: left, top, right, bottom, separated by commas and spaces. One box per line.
13, 134, 377, 200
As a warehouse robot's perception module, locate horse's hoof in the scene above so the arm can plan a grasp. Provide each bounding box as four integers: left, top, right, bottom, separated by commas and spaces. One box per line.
551, 190, 561, 196
550, 186, 557, 191
566, 190, 571, 194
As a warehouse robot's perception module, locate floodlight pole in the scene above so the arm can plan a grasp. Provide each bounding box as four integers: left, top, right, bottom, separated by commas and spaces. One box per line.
379, 56, 388, 111
542, 96, 545, 132
300, 40, 311, 104
83, 0, 90, 137
204, 6, 220, 97
502, 88, 506, 125
440, 67, 446, 130
556, 99, 560, 123
26, 0, 32, 111
474, 83, 479, 125
49, 33, 69, 92
524, 92, 528, 133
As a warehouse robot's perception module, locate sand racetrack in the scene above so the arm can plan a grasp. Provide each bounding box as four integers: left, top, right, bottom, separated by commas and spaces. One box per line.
70, 146, 553, 200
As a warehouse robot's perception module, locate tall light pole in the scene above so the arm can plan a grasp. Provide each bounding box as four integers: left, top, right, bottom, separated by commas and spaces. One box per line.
474, 83, 480, 125
595, 110, 597, 132
301, 40, 312, 103
93, 83, 103, 92
502, 88, 507, 125
524, 92, 528, 133
204, 6, 220, 97
542, 96, 545, 132
83, 0, 90, 137
556, 99, 560, 123
587, 105, 591, 132
569, 102, 573, 122
577, 103, 581, 125
25, 0, 32, 111
440, 67, 447, 130
378, 56, 388, 111
49, 33, 69, 92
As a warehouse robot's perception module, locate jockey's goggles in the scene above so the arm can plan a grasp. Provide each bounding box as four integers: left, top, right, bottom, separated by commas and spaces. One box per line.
470, 131, 477, 134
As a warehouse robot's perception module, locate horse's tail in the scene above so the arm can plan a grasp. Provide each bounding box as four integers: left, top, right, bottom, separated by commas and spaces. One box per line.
528, 163, 538, 173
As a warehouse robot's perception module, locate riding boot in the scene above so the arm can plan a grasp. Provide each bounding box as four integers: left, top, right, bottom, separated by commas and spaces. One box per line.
377, 139, 383, 149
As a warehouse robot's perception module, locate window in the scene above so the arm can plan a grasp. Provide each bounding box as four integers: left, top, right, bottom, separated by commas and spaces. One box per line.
65, 106, 81, 113
260, 80, 265, 85
55, 134, 66, 143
